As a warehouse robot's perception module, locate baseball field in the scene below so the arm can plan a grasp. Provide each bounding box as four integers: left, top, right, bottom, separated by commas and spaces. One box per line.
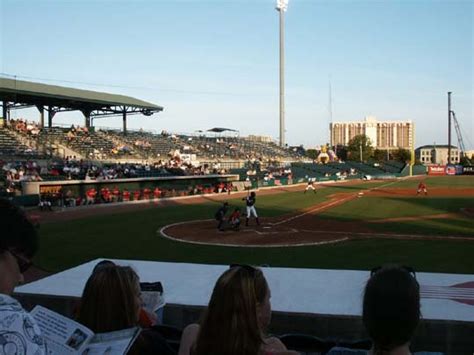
34, 175, 474, 274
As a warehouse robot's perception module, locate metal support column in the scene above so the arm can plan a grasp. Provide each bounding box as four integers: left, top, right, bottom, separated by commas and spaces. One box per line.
84, 111, 91, 128
2, 101, 7, 127
36, 105, 44, 128
48, 106, 55, 128
123, 110, 127, 135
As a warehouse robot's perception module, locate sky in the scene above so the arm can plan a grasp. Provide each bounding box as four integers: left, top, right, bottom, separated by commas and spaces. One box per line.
0, 0, 472, 149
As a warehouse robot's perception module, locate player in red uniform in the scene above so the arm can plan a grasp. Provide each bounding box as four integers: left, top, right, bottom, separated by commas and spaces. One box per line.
229, 208, 241, 231
153, 187, 161, 199
86, 187, 97, 205
133, 190, 141, 201
112, 186, 121, 203
417, 181, 427, 196
143, 187, 151, 200
122, 188, 131, 202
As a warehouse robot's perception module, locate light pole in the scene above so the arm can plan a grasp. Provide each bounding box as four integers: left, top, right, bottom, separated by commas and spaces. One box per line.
448, 92, 452, 165
276, 0, 288, 147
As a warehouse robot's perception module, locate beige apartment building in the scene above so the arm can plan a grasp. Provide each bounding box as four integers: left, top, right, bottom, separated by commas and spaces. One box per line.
330, 116, 414, 150
415, 145, 460, 165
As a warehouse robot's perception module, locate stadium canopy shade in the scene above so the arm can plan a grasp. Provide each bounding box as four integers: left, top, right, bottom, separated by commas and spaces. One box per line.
207, 127, 238, 133
0, 77, 163, 134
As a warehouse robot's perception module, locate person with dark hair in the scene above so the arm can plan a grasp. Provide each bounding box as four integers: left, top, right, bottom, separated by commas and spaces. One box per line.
78, 265, 174, 355
327, 265, 440, 355
243, 191, 260, 226
363, 265, 420, 354
0, 199, 46, 354
178, 265, 298, 355
214, 202, 229, 231
87, 259, 157, 327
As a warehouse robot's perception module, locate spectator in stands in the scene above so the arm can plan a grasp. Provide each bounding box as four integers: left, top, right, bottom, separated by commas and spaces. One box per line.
0, 199, 46, 354
78, 264, 174, 355
178, 265, 298, 355
88, 260, 157, 327
327, 264, 430, 355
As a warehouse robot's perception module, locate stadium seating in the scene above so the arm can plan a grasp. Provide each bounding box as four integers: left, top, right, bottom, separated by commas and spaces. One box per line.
0, 127, 40, 157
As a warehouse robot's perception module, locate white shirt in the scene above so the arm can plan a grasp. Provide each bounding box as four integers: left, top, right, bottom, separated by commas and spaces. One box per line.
0, 293, 46, 354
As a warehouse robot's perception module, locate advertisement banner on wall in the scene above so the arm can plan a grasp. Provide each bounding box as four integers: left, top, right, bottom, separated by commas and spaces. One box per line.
463, 166, 474, 175
428, 165, 446, 175
445, 165, 456, 176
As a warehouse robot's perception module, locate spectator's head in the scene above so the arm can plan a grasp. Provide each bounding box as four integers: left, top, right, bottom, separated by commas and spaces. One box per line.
0, 199, 37, 294
363, 265, 420, 353
193, 265, 271, 355
92, 259, 115, 273
79, 265, 141, 333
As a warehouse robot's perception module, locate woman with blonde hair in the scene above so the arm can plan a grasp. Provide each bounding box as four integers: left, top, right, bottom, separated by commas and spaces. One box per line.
178, 265, 298, 355
78, 265, 174, 355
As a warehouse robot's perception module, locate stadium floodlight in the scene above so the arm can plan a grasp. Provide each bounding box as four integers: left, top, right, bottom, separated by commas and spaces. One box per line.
276, 0, 289, 12
276, 0, 289, 146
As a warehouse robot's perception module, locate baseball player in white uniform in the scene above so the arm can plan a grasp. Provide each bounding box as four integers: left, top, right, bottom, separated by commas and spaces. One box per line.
304, 178, 317, 194
243, 191, 260, 226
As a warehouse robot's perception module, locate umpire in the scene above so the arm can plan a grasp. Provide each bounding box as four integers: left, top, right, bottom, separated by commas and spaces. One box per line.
215, 202, 229, 231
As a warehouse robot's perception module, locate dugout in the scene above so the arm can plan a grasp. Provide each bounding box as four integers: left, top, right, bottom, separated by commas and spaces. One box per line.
19, 174, 239, 206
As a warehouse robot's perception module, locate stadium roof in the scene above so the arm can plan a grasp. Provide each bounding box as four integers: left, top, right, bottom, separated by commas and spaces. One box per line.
416, 145, 458, 149
0, 77, 163, 113
207, 127, 238, 133
0, 77, 163, 132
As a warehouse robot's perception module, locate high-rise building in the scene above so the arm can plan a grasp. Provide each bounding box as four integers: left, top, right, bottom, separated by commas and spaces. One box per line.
330, 116, 414, 150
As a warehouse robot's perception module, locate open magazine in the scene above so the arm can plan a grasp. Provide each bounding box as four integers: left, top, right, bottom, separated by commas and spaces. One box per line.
140, 281, 166, 322
141, 291, 165, 316
30, 306, 141, 355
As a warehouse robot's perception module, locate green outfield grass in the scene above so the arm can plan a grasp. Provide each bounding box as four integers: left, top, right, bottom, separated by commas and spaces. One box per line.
388, 175, 474, 188
35, 176, 474, 274
319, 197, 473, 220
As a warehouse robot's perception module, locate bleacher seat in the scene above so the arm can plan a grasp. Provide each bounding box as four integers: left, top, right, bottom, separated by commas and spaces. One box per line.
279, 333, 336, 355
152, 324, 183, 353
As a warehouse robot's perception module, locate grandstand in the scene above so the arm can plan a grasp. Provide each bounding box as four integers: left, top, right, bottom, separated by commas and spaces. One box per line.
0, 126, 39, 156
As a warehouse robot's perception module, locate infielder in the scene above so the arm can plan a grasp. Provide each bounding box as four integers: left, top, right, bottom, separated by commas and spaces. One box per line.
304, 178, 317, 194
243, 191, 260, 226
